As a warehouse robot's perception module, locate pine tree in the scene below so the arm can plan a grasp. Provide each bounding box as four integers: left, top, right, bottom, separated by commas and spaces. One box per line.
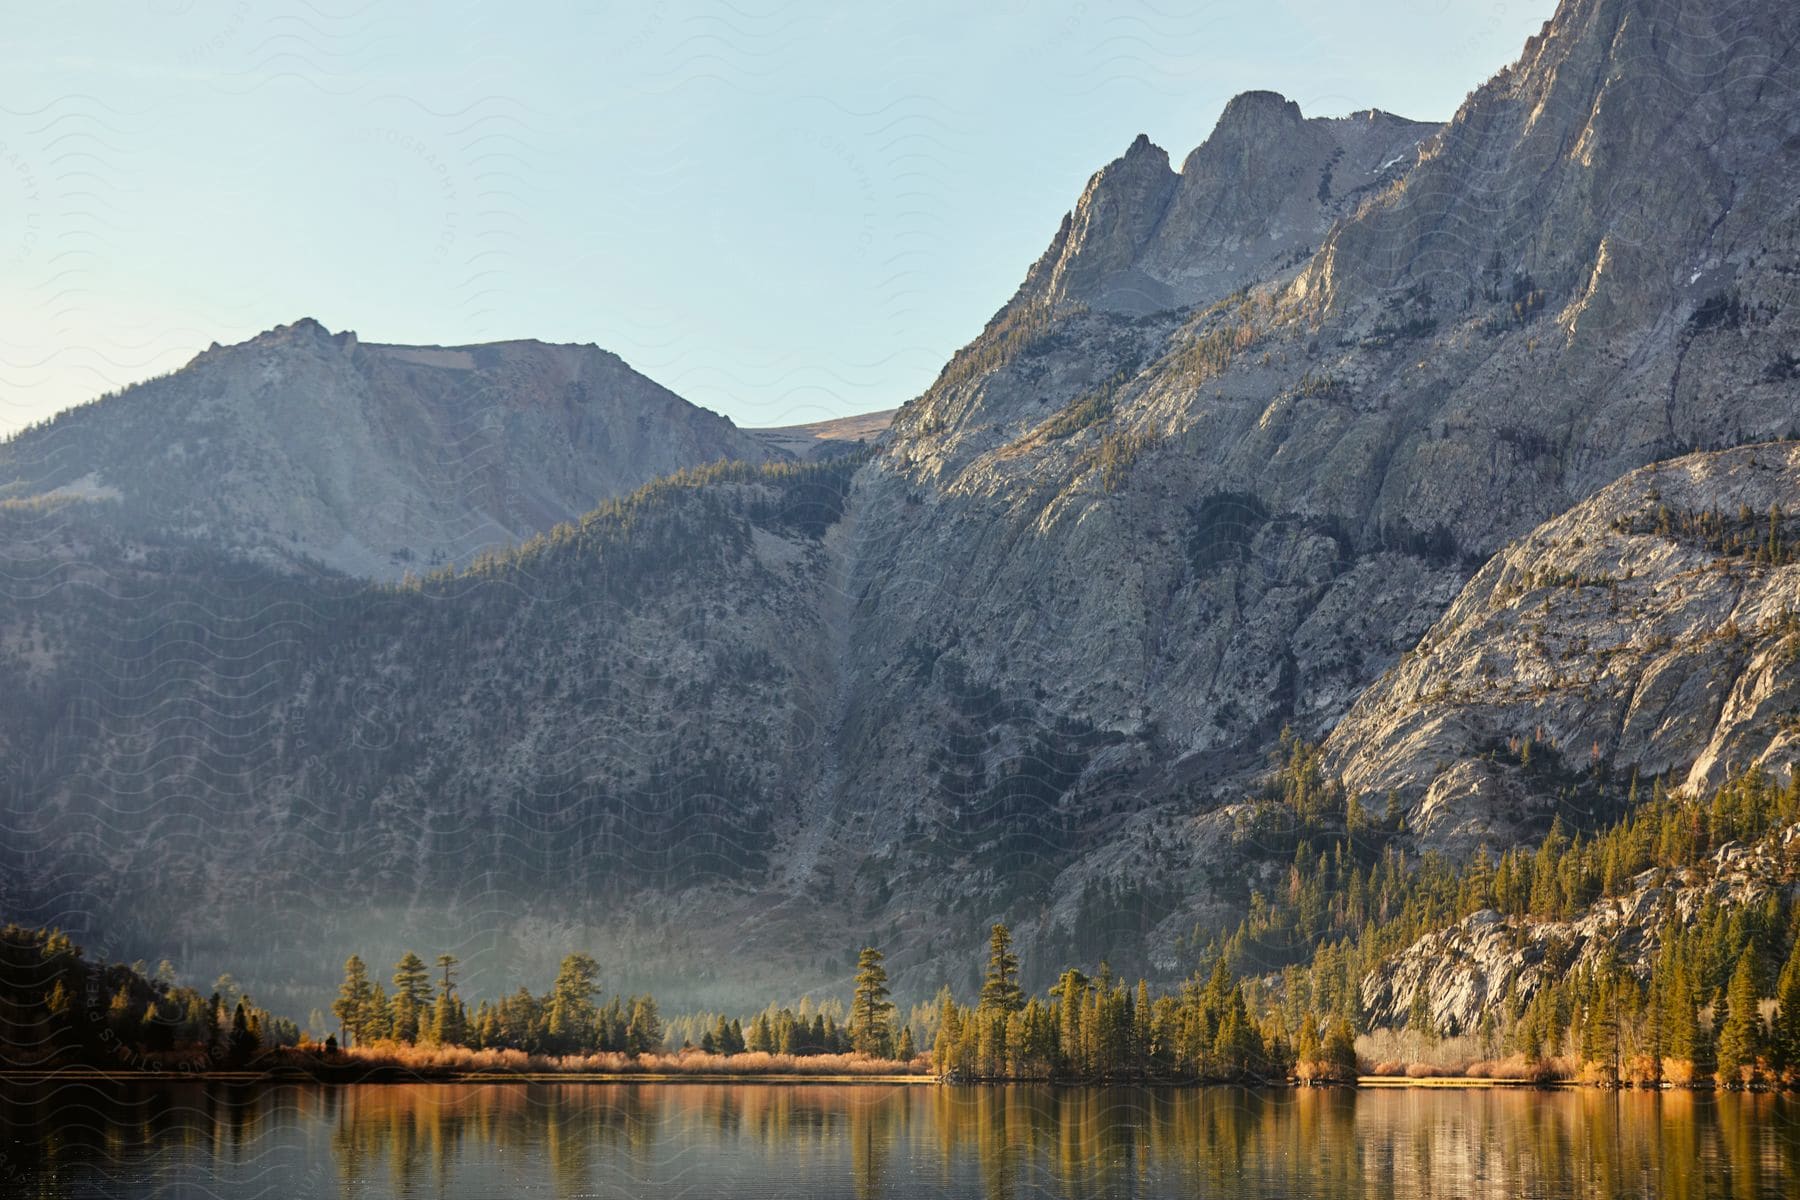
332, 955, 375, 1048
1210, 987, 1259, 1078
626, 996, 662, 1057
1642, 962, 1667, 1084
1691, 983, 1717, 1082
849, 947, 895, 1058
1586, 976, 1621, 1082
1529, 818, 1567, 917
1134, 979, 1152, 1075
978, 924, 1024, 1015
897, 1024, 916, 1061
1322, 1017, 1358, 1083
1055, 969, 1089, 1075
228, 1000, 259, 1066
1774, 938, 1800, 1081
1407, 980, 1436, 1045
206, 993, 225, 1057
1478, 1009, 1498, 1061
1715, 953, 1762, 1088
106, 984, 136, 1039
366, 983, 392, 1042
45, 979, 72, 1019
1665, 961, 1698, 1073
430, 955, 464, 1046
390, 952, 433, 1044
547, 953, 600, 1055
934, 993, 964, 1075
1295, 1011, 1322, 1080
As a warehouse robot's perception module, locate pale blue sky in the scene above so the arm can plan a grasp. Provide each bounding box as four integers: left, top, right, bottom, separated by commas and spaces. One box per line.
2, 1, 1557, 432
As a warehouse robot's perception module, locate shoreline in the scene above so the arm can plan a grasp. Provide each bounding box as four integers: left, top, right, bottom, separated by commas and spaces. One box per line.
1355, 1075, 1571, 1089
0, 1068, 937, 1086
0, 1068, 1683, 1091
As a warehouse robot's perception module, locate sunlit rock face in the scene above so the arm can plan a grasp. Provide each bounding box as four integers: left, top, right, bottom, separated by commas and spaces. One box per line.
1324, 445, 1800, 856
1019, 94, 1438, 319
839, 0, 1800, 987
1363, 824, 1800, 1036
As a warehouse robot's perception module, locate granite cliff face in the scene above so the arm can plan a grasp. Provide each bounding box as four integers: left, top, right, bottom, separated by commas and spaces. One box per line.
839, 0, 1800, 986
1324, 445, 1800, 856
1307, 0, 1798, 327
0, 319, 778, 578
1019, 94, 1437, 318
2, 0, 1799, 1011
1362, 823, 1800, 1036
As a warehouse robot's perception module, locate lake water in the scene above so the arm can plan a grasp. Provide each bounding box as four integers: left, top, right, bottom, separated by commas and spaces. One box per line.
2, 1080, 1796, 1198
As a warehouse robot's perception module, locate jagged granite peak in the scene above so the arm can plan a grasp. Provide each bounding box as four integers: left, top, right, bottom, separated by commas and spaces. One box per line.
0, 318, 780, 578
891, 91, 1438, 475
1301, 0, 1800, 331
1016, 133, 1180, 316
1015, 91, 1437, 317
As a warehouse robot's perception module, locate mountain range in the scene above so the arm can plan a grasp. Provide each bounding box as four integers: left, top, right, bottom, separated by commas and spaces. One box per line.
2, 0, 1798, 1016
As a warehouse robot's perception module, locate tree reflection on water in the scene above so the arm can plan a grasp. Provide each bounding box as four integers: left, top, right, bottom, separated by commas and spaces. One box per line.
1, 1081, 1796, 1198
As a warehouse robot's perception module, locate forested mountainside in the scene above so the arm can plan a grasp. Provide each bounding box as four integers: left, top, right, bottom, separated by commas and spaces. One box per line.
0, 460, 860, 1012
0, 318, 779, 579
1, 0, 1798, 1020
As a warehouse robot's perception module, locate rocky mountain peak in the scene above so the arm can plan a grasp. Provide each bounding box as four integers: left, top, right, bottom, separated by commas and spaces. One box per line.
1302, 0, 1800, 331
1204, 89, 1303, 142
1029, 135, 1180, 313
1005, 95, 1436, 319
197, 317, 357, 367
260, 314, 336, 345
1122, 131, 1161, 159
0, 322, 780, 578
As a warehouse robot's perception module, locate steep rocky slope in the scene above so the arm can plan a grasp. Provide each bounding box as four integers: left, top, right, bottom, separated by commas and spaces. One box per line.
1362, 822, 1800, 1035
1016, 94, 1437, 319
1325, 445, 1800, 855
0, 319, 778, 578
830, 0, 1800, 980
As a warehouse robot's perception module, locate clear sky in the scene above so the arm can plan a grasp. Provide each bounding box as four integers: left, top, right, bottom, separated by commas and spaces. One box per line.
2, 1, 1557, 432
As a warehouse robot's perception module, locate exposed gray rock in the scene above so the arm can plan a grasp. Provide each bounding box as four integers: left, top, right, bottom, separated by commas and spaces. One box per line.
1325, 445, 1800, 855
840, 0, 1800, 986
0, 319, 779, 578
1362, 823, 1800, 1034
1019, 95, 1437, 317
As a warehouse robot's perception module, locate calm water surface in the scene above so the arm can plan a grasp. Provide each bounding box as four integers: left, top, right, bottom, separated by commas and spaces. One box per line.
2, 1080, 1797, 1199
